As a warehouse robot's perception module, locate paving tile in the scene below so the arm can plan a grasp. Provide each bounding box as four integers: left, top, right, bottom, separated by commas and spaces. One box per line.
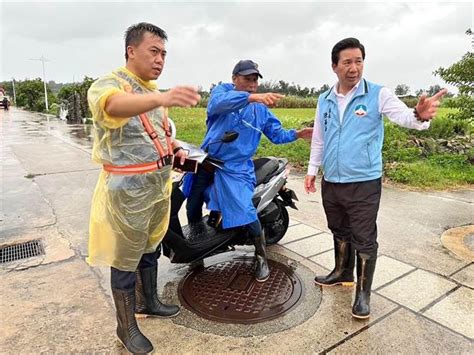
310, 249, 335, 271
329, 308, 472, 354
372, 255, 416, 290
424, 287, 474, 339
377, 269, 457, 311
267, 244, 305, 262
280, 223, 324, 244
288, 218, 300, 227
284, 233, 333, 258
309, 254, 417, 289
299, 258, 332, 275
451, 264, 474, 289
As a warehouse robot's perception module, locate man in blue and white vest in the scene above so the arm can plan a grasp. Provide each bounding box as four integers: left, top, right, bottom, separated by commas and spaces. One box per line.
304, 38, 447, 319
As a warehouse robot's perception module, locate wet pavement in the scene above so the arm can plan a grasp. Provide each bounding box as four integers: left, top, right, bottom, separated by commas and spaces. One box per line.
1, 107, 473, 353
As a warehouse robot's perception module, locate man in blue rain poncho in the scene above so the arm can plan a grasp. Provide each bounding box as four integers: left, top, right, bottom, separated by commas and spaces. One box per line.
186, 60, 313, 282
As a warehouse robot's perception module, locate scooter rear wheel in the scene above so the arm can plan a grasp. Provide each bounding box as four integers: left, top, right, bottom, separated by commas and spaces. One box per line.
262, 199, 289, 245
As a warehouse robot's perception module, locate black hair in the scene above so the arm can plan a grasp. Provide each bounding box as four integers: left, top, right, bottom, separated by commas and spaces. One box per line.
124, 22, 168, 60
331, 37, 365, 65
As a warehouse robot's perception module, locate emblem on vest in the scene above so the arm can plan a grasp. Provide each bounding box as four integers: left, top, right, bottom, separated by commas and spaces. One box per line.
354, 104, 368, 117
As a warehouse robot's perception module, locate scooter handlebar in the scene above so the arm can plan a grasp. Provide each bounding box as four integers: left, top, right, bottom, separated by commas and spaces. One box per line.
175, 141, 224, 170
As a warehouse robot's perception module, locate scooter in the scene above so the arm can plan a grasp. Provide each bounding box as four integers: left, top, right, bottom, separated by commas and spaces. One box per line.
162, 132, 299, 264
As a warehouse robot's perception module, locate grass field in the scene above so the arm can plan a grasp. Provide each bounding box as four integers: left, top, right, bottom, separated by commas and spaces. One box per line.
169, 107, 315, 168
169, 107, 473, 189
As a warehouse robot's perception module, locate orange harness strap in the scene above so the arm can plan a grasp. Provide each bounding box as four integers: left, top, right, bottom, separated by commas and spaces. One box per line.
125, 84, 173, 165
103, 162, 159, 175
103, 84, 175, 175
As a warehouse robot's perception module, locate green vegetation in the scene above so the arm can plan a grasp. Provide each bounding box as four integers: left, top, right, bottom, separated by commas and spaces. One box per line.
171, 107, 472, 190
383, 108, 473, 189
170, 107, 316, 169
3, 29, 472, 190
434, 29, 473, 123
7, 78, 57, 112
0, 77, 94, 121
56, 76, 95, 122
197, 95, 318, 109
385, 155, 473, 190
170, 107, 207, 145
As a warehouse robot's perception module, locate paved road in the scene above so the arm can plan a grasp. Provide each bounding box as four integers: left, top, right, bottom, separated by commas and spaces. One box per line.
1, 108, 472, 353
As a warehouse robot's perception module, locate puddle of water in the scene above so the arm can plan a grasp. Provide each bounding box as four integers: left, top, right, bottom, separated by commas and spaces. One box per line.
21, 114, 94, 149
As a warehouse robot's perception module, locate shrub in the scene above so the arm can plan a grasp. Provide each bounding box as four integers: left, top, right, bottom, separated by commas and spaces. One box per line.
399, 96, 418, 108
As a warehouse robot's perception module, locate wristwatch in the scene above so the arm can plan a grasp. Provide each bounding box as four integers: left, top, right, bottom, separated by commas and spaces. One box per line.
173, 146, 184, 154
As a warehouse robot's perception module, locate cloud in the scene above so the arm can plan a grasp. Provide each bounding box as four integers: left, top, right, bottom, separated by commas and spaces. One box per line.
1, 1, 472, 94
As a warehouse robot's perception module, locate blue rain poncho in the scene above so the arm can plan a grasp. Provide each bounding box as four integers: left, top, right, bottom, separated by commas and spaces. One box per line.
199, 83, 297, 228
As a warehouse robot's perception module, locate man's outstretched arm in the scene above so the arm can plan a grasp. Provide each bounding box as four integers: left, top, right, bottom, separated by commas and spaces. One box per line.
105, 86, 200, 118
380, 88, 448, 130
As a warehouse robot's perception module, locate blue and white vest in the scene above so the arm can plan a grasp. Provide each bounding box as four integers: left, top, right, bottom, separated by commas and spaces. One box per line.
318, 79, 384, 183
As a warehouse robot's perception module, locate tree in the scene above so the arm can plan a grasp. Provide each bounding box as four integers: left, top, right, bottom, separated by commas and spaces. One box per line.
15, 78, 55, 112
0, 81, 13, 98
56, 76, 95, 122
315, 84, 330, 96
434, 29, 473, 122
415, 89, 424, 97
427, 84, 442, 97
394, 84, 410, 96
209, 81, 222, 93
278, 80, 289, 93
435, 52, 473, 95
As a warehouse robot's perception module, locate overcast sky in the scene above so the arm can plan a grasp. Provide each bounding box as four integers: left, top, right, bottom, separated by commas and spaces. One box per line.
1, 1, 472, 94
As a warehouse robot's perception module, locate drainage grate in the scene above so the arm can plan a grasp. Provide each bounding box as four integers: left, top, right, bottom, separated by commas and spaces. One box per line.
0, 239, 45, 264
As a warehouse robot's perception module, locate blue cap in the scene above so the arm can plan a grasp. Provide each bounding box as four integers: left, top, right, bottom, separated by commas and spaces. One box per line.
232, 60, 263, 78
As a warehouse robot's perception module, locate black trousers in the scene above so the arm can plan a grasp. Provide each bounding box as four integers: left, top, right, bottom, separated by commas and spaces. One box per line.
111, 247, 160, 290
186, 166, 214, 223
321, 178, 381, 254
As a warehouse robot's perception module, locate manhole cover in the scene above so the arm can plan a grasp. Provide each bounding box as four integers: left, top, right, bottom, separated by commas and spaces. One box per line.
178, 257, 303, 324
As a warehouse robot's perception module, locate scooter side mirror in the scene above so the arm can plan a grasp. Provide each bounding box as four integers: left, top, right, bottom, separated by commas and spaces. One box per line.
221, 131, 239, 143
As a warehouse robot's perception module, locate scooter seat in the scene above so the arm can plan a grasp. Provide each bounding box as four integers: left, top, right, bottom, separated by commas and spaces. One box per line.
183, 220, 219, 245
254, 157, 279, 185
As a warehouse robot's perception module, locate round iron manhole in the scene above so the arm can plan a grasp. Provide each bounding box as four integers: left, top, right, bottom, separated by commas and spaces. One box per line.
178, 257, 303, 324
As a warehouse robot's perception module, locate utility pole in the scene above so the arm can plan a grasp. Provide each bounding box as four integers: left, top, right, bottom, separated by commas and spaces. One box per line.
11, 78, 16, 105
30, 55, 50, 111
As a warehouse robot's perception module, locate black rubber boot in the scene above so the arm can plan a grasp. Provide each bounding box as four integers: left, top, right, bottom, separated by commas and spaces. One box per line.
207, 210, 222, 228
352, 251, 377, 319
253, 230, 270, 282
112, 288, 153, 354
135, 265, 180, 318
314, 238, 355, 287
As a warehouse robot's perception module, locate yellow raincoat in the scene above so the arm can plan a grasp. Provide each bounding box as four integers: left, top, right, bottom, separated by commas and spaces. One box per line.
86, 67, 172, 271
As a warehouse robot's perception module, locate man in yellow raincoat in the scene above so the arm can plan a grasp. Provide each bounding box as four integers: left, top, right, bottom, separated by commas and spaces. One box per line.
87, 22, 200, 354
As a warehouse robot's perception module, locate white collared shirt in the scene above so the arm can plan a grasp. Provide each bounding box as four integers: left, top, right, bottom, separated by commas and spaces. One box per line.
307, 81, 430, 176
